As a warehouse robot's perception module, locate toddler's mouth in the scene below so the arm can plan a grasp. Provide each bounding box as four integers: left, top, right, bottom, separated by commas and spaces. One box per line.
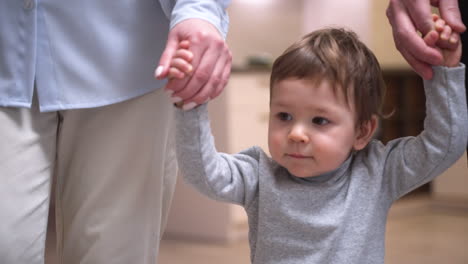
287, 153, 311, 159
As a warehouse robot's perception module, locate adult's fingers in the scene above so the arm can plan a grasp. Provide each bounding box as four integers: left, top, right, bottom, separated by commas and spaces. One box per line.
180, 44, 231, 105
391, 0, 434, 35
165, 23, 224, 94
212, 56, 232, 100
164, 39, 210, 97
423, 30, 439, 47
438, 0, 466, 33
162, 18, 231, 109
173, 38, 228, 104
389, 10, 443, 65
387, 0, 443, 78
401, 46, 435, 79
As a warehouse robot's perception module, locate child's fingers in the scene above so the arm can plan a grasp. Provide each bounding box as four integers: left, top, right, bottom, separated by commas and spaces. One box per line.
436, 25, 454, 49
440, 25, 452, 41
168, 67, 187, 80
167, 41, 193, 80
170, 57, 193, 74
430, 13, 460, 50
442, 31, 460, 50
173, 49, 194, 63
179, 40, 190, 49
434, 17, 446, 32
436, 25, 458, 50
449, 31, 459, 45
166, 40, 192, 80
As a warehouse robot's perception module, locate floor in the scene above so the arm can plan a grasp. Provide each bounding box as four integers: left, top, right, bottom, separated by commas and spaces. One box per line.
46, 194, 468, 264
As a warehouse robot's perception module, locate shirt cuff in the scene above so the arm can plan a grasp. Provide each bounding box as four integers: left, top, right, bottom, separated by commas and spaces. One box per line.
170, 0, 230, 39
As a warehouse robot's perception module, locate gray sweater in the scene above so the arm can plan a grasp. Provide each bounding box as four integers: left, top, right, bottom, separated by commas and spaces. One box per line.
175, 66, 467, 264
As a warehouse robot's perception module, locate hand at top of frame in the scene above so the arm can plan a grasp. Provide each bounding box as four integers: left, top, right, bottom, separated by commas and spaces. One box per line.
386, 0, 465, 79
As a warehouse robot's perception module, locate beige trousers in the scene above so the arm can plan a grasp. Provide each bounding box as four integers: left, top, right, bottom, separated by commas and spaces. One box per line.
0, 89, 177, 264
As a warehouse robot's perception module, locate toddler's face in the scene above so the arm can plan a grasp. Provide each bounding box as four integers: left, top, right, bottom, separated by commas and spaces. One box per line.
268, 78, 363, 177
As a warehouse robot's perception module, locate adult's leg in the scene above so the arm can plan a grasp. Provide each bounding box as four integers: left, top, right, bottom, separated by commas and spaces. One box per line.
55, 89, 177, 264
0, 101, 58, 263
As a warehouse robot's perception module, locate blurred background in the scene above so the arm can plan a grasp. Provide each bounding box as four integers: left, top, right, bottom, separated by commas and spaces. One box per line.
160, 0, 468, 264
44, 0, 468, 263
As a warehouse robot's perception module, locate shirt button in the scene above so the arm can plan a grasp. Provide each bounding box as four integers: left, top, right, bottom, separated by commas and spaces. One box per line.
23, 0, 35, 10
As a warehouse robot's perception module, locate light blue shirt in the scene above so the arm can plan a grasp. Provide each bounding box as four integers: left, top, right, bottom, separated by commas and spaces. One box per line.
0, 0, 230, 112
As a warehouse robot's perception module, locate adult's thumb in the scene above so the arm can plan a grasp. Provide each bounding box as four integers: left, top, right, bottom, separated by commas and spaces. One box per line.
156, 36, 179, 79
439, 0, 466, 33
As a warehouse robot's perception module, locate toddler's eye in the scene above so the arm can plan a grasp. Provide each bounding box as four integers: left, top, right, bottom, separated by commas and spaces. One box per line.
312, 117, 330, 125
277, 112, 292, 121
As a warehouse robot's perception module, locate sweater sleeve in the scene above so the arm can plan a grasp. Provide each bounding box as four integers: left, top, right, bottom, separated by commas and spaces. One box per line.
174, 104, 260, 207
382, 65, 468, 201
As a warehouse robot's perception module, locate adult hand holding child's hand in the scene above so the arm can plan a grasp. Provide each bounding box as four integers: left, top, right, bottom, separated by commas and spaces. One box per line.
155, 18, 232, 110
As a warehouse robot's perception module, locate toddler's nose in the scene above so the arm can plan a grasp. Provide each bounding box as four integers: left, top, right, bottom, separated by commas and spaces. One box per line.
288, 125, 309, 143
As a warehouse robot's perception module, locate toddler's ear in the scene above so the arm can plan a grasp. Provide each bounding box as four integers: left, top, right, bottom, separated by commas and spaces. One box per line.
353, 115, 378, 151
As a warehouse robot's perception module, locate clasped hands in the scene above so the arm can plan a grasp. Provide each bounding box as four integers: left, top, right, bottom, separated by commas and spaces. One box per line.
155, 18, 232, 111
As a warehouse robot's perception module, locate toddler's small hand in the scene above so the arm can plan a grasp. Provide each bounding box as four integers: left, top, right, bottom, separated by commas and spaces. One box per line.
167, 40, 193, 80
163, 40, 199, 110
423, 14, 462, 67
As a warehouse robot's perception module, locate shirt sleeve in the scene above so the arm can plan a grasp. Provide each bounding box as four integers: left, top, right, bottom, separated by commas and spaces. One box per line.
175, 104, 260, 207
160, 0, 230, 39
382, 65, 468, 201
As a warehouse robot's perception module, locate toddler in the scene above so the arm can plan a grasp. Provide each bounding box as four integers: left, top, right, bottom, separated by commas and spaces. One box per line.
167, 15, 467, 264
